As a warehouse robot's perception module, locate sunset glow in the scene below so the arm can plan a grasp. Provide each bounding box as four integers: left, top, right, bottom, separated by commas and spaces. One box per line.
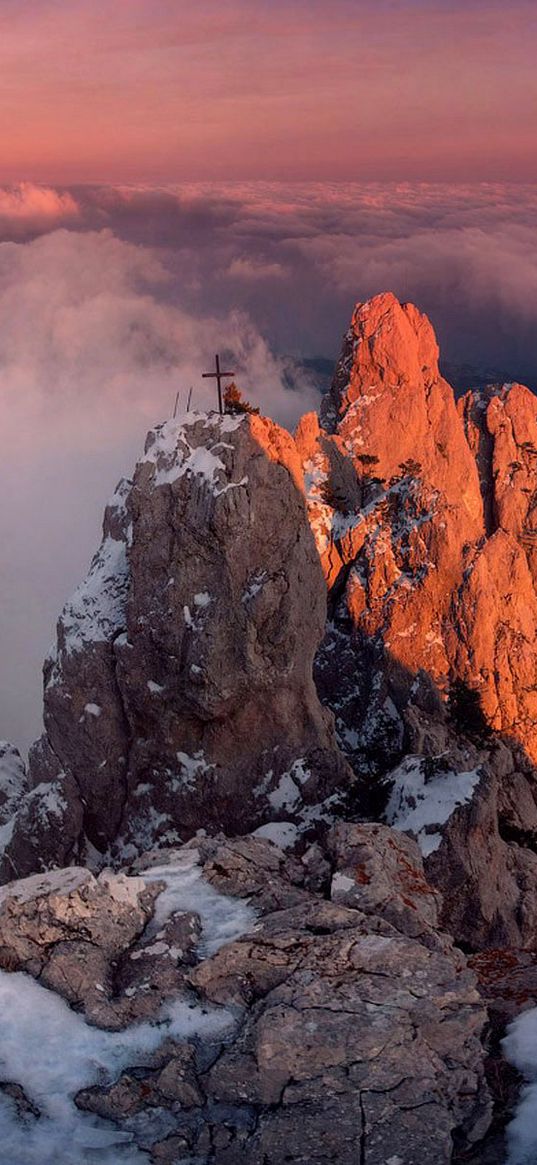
1, 0, 537, 183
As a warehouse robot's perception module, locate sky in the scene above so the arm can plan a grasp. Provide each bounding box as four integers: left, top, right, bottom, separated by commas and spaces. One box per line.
1, 0, 537, 184
0, 0, 536, 751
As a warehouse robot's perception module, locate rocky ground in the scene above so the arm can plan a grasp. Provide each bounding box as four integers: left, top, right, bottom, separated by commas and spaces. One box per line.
0, 831, 491, 1163
1, 292, 537, 1161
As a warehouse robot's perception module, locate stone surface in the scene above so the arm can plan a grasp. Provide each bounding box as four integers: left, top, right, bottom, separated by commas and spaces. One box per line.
300, 293, 537, 773
66, 834, 490, 1163
4, 411, 352, 875
328, 820, 446, 947
0, 864, 159, 1025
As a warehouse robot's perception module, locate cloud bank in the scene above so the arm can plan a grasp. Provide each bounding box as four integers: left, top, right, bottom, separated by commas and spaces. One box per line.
1, 179, 537, 750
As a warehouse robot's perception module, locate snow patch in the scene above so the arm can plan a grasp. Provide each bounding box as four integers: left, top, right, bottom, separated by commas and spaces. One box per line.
0, 848, 257, 1162
385, 756, 482, 857
172, 751, 215, 792
141, 416, 247, 493
0, 743, 27, 824
0, 969, 233, 1165
252, 822, 299, 850
141, 848, 257, 958
504, 1007, 537, 1163
83, 703, 101, 718
242, 570, 268, 602
193, 591, 211, 608
60, 535, 130, 655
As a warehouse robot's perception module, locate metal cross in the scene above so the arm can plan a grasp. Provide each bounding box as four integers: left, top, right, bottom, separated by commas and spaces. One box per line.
202, 354, 235, 415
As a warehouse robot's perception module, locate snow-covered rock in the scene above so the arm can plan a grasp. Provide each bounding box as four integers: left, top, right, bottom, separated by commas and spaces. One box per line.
385, 754, 482, 857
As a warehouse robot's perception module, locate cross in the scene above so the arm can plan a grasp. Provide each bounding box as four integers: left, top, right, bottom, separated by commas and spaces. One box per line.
202, 354, 235, 415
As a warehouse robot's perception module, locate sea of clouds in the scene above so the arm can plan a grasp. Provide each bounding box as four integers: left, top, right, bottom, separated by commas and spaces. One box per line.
1, 179, 536, 749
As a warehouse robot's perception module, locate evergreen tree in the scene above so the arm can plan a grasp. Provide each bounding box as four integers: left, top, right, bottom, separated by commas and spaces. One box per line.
448, 678, 491, 741
223, 382, 259, 415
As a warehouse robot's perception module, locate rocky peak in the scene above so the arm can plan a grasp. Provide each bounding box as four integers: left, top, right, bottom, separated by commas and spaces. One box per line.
297, 299, 537, 769
2, 409, 352, 877
2, 298, 537, 1162
320, 292, 483, 531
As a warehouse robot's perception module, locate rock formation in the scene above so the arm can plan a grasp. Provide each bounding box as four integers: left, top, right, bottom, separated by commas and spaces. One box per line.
0, 835, 491, 1163
3, 411, 351, 878
294, 292, 537, 955
297, 292, 537, 771
2, 291, 537, 1161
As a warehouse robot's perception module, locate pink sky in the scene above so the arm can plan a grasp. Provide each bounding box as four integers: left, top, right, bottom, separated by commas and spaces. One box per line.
0, 0, 536, 183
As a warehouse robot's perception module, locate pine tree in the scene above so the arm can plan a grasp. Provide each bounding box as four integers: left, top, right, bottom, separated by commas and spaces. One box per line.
448, 678, 491, 742
223, 382, 259, 415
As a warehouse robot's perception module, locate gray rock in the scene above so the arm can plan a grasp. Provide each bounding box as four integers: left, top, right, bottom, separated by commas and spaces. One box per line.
12, 412, 353, 875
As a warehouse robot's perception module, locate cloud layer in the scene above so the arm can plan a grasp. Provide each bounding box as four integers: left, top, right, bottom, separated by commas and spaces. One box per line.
1, 179, 537, 750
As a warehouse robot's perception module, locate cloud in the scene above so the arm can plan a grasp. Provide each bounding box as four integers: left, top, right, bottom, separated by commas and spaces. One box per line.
227, 256, 286, 280
0, 183, 79, 238
37, 180, 536, 379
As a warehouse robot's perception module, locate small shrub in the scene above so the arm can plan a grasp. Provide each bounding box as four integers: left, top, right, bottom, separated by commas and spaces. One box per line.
398, 459, 423, 478
320, 479, 353, 514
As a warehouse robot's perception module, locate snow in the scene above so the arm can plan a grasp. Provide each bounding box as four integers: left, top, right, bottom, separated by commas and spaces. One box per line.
242, 570, 267, 602
385, 756, 482, 857
146, 680, 164, 694
268, 772, 301, 812
252, 821, 299, 849
183, 598, 211, 633
264, 760, 311, 813
0, 816, 15, 852
504, 1007, 537, 1163
0, 849, 257, 1164
331, 872, 355, 894
0, 742, 27, 823
17, 780, 69, 834
0, 970, 233, 1165
83, 703, 101, 718
172, 750, 215, 792
60, 534, 130, 655
302, 453, 362, 554
141, 415, 247, 493
193, 591, 211, 608
141, 848, 256, 957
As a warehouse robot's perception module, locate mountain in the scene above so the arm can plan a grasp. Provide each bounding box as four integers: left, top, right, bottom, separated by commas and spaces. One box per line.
1, 292, 537, 1162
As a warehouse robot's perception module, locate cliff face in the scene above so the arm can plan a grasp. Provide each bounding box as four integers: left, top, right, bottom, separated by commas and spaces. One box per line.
3, 411, 351, 876
298, 292, 537, 773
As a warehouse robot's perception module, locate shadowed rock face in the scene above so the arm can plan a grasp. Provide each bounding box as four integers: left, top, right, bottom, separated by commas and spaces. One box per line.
3, 411, 352, 875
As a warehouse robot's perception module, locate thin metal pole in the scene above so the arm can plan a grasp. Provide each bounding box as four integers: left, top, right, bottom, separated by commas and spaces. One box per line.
173, 390, 180, 419
216, 354, 223, 415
